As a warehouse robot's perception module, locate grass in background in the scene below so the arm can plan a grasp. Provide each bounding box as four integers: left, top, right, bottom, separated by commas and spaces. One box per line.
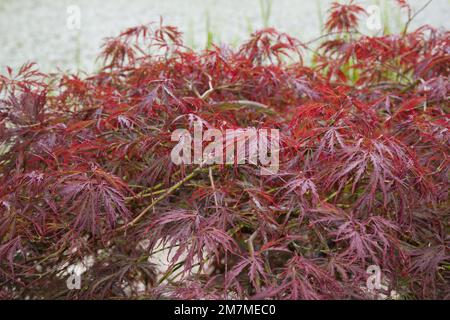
205, 9, 215, 49
316, 0, 324, 36
259, 0, 273, 28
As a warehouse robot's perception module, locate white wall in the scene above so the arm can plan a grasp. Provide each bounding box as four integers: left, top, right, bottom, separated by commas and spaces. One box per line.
0, 0, 448, 73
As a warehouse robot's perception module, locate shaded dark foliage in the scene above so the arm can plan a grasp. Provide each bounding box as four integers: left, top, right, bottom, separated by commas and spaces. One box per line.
0, 1, 448, 299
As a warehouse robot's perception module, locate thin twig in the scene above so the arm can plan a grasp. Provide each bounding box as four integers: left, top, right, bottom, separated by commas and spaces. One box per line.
200, 74, 214, 100
209, 166, 219, 208
117, 166, 207, 232
402, 0, 433, 35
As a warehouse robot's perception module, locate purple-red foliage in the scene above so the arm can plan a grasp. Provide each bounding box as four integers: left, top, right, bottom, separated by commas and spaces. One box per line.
0, 2, 448, 299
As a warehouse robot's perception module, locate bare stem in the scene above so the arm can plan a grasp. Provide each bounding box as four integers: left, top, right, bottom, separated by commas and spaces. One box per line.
118, 166, 207, 232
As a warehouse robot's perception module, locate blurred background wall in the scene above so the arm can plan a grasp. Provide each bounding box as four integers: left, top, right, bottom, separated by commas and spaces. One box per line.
0, 0, 449, 73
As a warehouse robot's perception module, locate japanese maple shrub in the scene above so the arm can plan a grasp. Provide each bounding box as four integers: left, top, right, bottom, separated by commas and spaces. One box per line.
0, 1, 448, 299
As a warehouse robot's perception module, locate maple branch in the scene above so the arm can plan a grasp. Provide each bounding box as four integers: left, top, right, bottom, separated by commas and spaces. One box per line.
118, 166, 211, 232
211, 100, 277, 115
402, 0, 433, 35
